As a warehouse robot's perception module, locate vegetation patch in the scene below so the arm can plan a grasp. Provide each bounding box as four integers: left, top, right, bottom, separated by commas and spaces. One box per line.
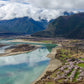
40, 40, 52, 44
78, 63, 84, 69
46, 82, 54, 84
73, 69, 80, 82
45, 44, 57, 52
80, 58, 84, 61
67, 68, 74, 77
56, 49, 72, 63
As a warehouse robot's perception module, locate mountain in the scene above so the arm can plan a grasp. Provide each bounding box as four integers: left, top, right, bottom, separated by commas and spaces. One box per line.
0, 17, 51, 35
0, 10, 79, 36
0, 11, 77, 36
0, 1, 80, 36
32, 13, 84, 39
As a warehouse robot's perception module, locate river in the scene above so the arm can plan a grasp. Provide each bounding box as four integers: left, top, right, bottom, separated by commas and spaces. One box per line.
0, 39, 56, 84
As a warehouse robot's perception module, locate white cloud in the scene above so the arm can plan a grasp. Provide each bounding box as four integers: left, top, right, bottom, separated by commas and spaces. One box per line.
0, 0, 83, 21
27, 0, 84, 10
5, 0, 84, 9
0, 1, 64, 21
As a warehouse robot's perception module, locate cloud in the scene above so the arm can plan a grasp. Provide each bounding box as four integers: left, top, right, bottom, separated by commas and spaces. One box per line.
4, 0, 84, 10
0, 0, 83, 21
30, 0, 84, 10
0, 1, 64, 21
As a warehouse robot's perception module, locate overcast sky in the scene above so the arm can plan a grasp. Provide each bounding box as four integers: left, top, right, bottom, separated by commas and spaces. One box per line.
2, 0, 84, 10
0, 0, 84, 21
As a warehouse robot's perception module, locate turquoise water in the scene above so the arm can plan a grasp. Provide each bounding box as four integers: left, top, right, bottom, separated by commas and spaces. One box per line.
0, 40, 50, 84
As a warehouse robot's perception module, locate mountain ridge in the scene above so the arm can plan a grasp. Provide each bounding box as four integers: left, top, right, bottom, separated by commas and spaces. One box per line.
32, 13, 84, 39
0, 17, 51, 35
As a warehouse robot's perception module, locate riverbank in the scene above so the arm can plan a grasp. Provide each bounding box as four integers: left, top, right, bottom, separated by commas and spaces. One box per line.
32, 44, 62, 84
0, 44, 8, 48
0, 44, 40, 57
8, 39, 45, 44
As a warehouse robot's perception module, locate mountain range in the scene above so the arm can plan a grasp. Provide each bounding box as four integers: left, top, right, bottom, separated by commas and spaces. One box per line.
32, 13, 84, 39
0, 17, 52, 35
0, 9, 78, 36
0, 0, 83, 38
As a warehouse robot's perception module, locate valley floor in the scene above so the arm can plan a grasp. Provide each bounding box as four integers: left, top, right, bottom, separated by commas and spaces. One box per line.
0, 37, 84, 84
31, 38, 84, 84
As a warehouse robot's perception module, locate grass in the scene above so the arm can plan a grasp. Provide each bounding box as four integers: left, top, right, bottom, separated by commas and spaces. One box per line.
67, 71, 72, 77
46, 82, 54, 84
57, 49, 72, 63
50, 70, 59, 77
51, 72, 56, 77
45, 44, 57, 52
67, 68, 74, 77
73, 69, 80, 82
78, 63, 84, 69
60, 49, 67, 53
80, 58, 84, 61
40, 40, 52, 43
60, 49, 71, 58
57, 79, 64, 83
